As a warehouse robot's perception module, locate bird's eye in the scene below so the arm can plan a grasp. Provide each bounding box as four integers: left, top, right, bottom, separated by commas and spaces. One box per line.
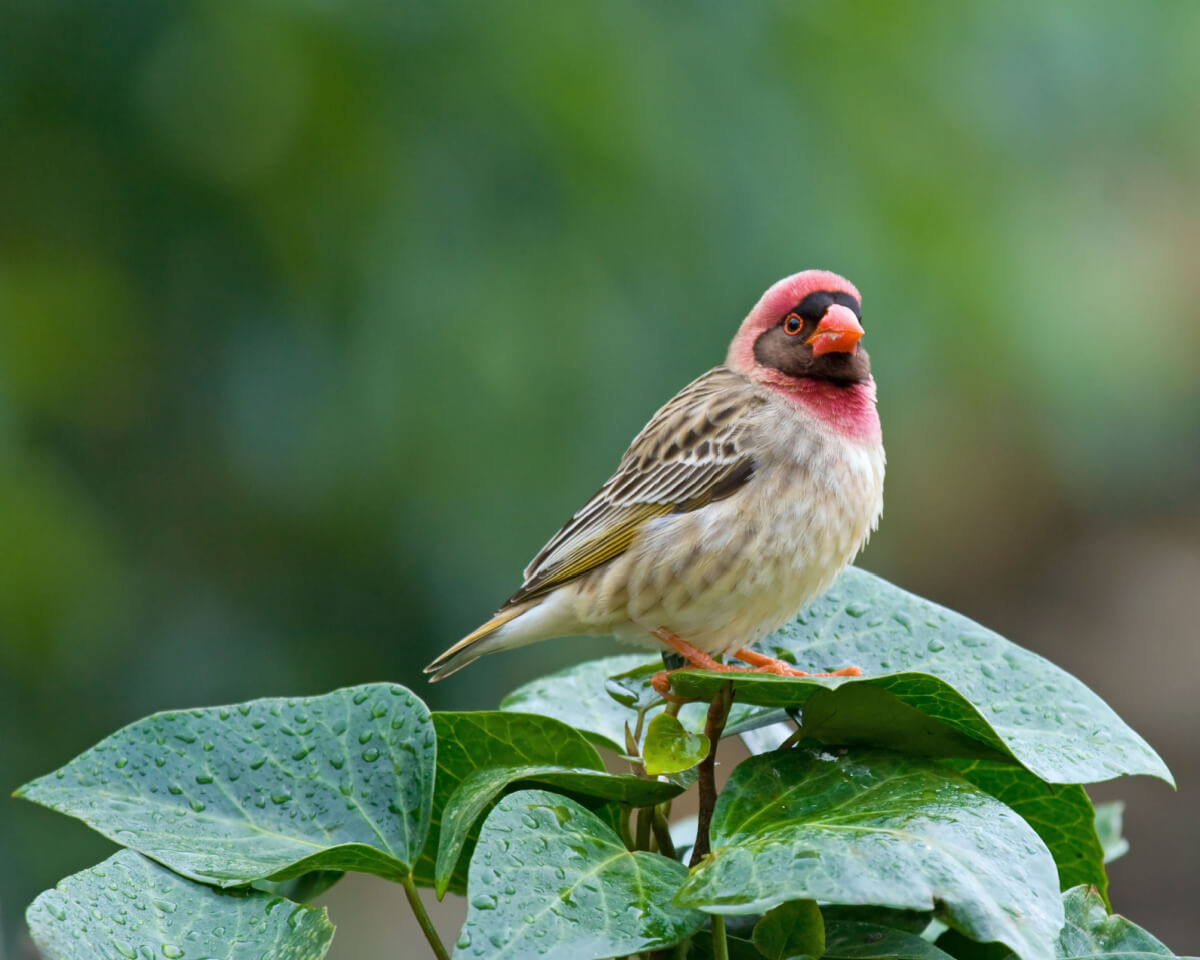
783, 314, 803, 336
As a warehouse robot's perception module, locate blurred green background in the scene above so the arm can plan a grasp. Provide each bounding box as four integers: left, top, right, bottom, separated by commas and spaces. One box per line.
2, 1, 1198, 956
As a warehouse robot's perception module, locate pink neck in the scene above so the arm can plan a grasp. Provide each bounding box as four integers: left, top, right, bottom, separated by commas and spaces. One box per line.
754, 371, 881, 444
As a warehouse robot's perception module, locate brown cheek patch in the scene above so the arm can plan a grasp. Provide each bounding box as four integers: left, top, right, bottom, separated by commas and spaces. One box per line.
752, 327, 871, 384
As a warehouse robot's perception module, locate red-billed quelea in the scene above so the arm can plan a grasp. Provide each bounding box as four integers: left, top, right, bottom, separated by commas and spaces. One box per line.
425, 270, 884, 695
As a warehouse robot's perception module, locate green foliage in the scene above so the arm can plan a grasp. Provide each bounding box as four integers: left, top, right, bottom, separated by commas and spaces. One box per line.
677, 748, 1062, 960
643, 713, 711, 775
17, 683, 436, 886
15, 569, 1189, 959
665, 569, 1172, 786
752, 899, 825, 959
455, 790, 704, 959
26, 850, 335, 960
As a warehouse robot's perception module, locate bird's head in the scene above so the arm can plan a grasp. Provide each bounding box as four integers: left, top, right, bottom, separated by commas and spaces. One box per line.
727, 269, 870, 387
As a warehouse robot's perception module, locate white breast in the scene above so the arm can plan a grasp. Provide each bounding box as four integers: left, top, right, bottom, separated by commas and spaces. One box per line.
587, 395, 885, 654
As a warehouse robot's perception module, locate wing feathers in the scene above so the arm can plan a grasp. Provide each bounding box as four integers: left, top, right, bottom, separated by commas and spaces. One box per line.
507, 367, 762, 606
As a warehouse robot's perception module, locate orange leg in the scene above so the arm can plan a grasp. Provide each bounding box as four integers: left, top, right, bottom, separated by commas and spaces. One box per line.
650, 629, 740, 701
649, 627, 862, 700
734, 647, 862, 679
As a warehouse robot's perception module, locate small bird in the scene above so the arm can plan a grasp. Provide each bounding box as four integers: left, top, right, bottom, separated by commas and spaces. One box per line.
425, 270, 884, 694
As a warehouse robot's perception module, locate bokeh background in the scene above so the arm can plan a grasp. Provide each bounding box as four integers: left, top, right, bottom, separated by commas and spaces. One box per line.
2, 1, 1198, 956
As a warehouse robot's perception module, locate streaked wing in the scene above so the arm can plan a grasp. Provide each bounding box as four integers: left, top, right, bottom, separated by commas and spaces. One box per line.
505, 366, 763, 606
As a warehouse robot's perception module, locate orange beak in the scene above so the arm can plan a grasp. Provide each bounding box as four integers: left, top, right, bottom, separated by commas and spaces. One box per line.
806, 303, 864, 357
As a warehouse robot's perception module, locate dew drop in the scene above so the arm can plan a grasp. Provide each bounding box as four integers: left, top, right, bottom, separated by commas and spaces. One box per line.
362, 748, 380, 762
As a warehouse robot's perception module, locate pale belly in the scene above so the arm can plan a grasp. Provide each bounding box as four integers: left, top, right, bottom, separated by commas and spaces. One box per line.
570, 438, 885, 654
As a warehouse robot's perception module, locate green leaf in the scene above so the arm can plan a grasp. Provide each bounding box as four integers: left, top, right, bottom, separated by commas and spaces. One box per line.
666, 567, 1171, 786
500, 654, 654, 752
253, 870, 344, 902
500, 654, 780, 753
643, 713, 710, 775
434, 762, 679, 896
937, 929, 1020, 960
939, 885, 1200, 960
676, 748, 1063, 960
16, 683, 435, 886
753, 899, 825, 959
682, 930, 763, 959
416, 711, 610, 895
819, 905, 933, 935
824, 921, 957, 960
456, 789, 704, 959
1092, 801, 1129, 864
1050, 885, 1193, 959
26, 849, 335, 960
797, 684, 1008, 760
943, 759, 1108, 905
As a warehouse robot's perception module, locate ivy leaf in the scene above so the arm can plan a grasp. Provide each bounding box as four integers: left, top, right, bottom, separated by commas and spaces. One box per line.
676, 748, 1063, 960
643, 713, 710, 775
818, 905, 933, 934
26, 849, 335, 960
456, 789, 704, 959
943, 759, 1108, 905
1048, 885, 1192, 959
1092, 802, 1129, 864
753, 899, 825, 959
253, 870, 344, 902
500, 654, 653, 752
797, 684, 1008, 760
415, 711, 609, 894
16, 684, 435, 886
500, 655, 780, 753
666, 567, 1171, 786
682, 931, 763, 959
824, 921, 956, 960
433, 763, 679, 896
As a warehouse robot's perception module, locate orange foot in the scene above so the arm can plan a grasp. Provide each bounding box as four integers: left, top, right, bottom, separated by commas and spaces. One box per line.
647, 628, 862, 700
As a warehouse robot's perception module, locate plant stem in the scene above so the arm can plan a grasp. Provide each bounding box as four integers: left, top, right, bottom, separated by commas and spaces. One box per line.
400, 873, 450, 960
651, 805, 676, 860
636, 805, 653, 851
688, 680, 733, 868
619, 803, 635, 850
710, 914, 729, 960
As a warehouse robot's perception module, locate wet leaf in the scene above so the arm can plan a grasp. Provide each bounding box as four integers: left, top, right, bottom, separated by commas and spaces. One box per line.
643, 713, 710, 775
253, 870, 344, 902
1046, 885, 1190, 959
676, 748, 1063, 960
753, 899, 824, 959
26, 849, 334, 960
415, 710, 611, 895
682, 930, 762, 959
819, 905, 933, 934
825, 921, 957, 960
456, 789, 704, 959
665, 567, 1171, 786
16, 683, 435, 886
433, 762, 679, 896
500, 655, 780, 753
943, 759, 1108, 905
500, 654, 654, 752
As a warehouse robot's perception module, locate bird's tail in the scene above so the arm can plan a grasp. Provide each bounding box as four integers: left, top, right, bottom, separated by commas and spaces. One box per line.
423, 602, 535, 681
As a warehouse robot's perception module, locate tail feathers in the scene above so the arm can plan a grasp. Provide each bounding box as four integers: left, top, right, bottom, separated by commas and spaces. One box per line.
424, 602, 534, 681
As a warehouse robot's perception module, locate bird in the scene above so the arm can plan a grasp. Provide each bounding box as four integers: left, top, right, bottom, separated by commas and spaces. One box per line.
425, 269, 885, 697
